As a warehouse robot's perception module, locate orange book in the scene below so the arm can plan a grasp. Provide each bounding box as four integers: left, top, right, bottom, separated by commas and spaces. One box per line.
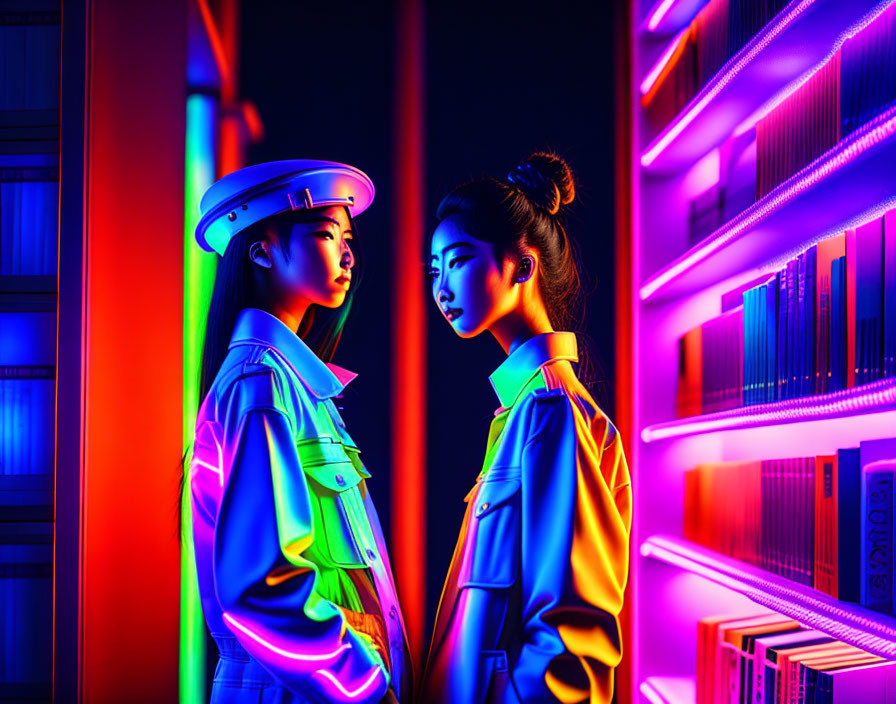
715, 614, 797, 704
677, 326, 703, 417
814, 454, 838, 597
776, 643, 861, 703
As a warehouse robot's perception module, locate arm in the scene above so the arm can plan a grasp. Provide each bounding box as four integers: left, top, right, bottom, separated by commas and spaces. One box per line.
213, 374, 389, 703
509, 393, 631, 704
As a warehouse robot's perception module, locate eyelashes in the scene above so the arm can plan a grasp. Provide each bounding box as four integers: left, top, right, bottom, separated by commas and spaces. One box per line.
425, 256, 473, 281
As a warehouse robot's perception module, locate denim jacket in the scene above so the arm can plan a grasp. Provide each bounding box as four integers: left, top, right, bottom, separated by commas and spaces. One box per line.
422, 332, 632, 704
190, 307, 410, 703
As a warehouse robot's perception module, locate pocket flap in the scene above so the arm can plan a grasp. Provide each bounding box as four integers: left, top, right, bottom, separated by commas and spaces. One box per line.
296, 438, 363, 492
473, 477, 521, 519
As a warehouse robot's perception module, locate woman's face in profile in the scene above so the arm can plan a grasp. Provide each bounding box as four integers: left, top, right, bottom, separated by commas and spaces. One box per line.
267, 205, 355, 309
427, 214, 518, 338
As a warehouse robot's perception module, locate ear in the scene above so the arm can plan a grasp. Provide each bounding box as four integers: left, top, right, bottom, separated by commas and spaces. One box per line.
249, 241, 273, 269
515, 254, 536, 283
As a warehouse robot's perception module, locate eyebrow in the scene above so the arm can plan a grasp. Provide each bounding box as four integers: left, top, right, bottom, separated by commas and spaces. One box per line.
429, 241, 475, 262
298, 216, 353, 234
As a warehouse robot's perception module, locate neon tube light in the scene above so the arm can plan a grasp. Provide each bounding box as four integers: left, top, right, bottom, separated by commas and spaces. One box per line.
642, 378, 896, 442
640, 29, 688, 96
640, 681, 669, 704
641, 535, 896, 658
640, 106, 896, 300
222, 613, 352, 662
313, 668, 384, 699
642, 0, 817, 167
646, 0, 678, 31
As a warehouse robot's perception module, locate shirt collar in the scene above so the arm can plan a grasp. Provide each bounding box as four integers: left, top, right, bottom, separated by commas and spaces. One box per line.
228, 307, 356, 399
488, 332, 578, 409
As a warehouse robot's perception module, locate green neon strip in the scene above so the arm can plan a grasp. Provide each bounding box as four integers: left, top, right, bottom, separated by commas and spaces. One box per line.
181, 93, 218, 704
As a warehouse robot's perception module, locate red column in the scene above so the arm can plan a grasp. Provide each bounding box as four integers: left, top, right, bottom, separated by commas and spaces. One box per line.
391, 0, 427, 664
80, 1, 185, 699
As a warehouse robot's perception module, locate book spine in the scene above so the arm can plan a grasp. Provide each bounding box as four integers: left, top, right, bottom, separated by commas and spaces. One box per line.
860, 462, 894, 614
778, 269, 788, 400
846, 228, 857, 387
838, 447, 861, 602
805, 246, 817, 396
885, 209, 896, 378
767, 273, 779, 403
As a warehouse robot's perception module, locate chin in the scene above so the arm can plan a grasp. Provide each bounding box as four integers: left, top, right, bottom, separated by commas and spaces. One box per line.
319, 291, 347, 308
450, 320, 485, 339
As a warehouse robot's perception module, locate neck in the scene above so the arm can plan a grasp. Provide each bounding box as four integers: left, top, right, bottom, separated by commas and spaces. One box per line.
261, 301, 309, 333
490, 308, 554, 356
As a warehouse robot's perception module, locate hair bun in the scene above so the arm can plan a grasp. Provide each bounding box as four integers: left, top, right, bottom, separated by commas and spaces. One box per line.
506, 152, 575, 215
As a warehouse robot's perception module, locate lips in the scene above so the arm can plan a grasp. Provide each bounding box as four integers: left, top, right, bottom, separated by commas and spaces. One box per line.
334, 275, 351, 286
443, 307, 463, 322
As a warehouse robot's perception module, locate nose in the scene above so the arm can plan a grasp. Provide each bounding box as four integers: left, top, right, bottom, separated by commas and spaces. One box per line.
340, 243, 354, 270
438, 287, 453, 304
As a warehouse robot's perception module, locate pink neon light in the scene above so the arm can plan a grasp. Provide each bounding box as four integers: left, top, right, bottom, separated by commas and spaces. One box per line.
640, 29, 688, 95
192, 457, 224, 487
641, 0, 817, 167
641, 535, 896, 658
223, 613, 351, 661
313, 667, 383, 699
642, 378, 896, 442
639, 681, 668, 704
640, 107, 896, 299
646, 0, 677, 31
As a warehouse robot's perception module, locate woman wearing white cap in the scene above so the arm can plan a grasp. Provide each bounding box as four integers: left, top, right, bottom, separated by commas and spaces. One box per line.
190, 160, 410, 703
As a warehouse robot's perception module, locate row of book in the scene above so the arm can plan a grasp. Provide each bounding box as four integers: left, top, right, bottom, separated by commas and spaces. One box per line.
683, 434, 896, 614
0, 180, 59, 276
643, 0, 789, 135
698, 612, 896, 704
676, 209, 896, 416
684, 2, 896, 245
0, 15, 60, 113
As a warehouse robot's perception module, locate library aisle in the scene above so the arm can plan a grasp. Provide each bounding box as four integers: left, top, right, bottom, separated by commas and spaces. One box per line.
624, 0, 896, 702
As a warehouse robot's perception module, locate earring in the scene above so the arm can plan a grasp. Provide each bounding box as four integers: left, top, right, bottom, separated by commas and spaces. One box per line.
516, 256, 534, 283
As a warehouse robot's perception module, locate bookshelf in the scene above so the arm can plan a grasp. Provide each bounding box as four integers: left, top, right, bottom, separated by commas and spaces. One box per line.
642, 377, 896, 441
640, 0, 890, 172
641, 105, 896, 301
627, 0, 896, 700
642, 535, 896, 658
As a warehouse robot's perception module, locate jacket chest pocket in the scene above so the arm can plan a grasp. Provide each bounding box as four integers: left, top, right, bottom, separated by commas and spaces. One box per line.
297, 438, 371, 569
460, 467, 522, 590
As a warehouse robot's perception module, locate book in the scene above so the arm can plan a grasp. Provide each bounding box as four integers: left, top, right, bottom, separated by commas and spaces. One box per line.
766, 272, 779, 403
830, 255, 847, 392
855, 217, 884, 386
859, 436, 896, 615
814, 454, 839, 597
814, 660, 896, 703
846, 228, 857, 387
883, 209, 896, 378
838, 447, 862, 602
815, 235, 845, 394
677, 326, 703, 418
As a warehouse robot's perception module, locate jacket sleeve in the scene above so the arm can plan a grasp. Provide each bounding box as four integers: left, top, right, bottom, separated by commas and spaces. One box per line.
509, 392, 632, 704
213, 370, 389, 703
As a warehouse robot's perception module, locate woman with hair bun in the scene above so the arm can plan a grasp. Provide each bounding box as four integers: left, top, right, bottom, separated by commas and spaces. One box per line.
421, 153, 632, 704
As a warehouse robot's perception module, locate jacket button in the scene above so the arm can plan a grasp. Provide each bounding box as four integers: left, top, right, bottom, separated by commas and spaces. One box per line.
389, 606, 397, 619
476, 502, 489, 516
366, 549, 376, 561
335, 474, 346, 486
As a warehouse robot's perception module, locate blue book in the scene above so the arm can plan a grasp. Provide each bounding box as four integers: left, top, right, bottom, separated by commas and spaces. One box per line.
884, 210, 896, 378
838, 447, 861, 602
804, 245, 817, 396
767, 274, 779, 403
859, 437, 896, 615
830, 256, 847, 392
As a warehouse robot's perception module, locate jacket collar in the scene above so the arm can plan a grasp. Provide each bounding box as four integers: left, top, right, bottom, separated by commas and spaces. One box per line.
488, 332, 578, 409
228, 307, 356, 399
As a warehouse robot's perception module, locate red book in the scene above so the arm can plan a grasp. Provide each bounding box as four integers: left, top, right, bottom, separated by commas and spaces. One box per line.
677, 326, 703, 417
814, 455, 839, 596
846, 228, 857, 387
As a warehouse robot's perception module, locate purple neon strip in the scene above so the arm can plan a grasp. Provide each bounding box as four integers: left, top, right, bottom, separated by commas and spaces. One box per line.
222, 613, 351, 662
313, 667, 384, 699
640, 29, 689, 95
646, 0, 678, 31
640, 681, 670, 704
642, 377, 896, 442
641, 535, 896, 658
641, 106, 896, 300
639, 677, 696, 704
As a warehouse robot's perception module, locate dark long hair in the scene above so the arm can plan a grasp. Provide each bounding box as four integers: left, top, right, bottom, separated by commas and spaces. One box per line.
198, 206, 361, 405
433, 151, 607, 405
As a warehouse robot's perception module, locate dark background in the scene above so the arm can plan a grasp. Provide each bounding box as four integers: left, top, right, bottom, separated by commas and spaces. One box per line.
240, 0, 617, 641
